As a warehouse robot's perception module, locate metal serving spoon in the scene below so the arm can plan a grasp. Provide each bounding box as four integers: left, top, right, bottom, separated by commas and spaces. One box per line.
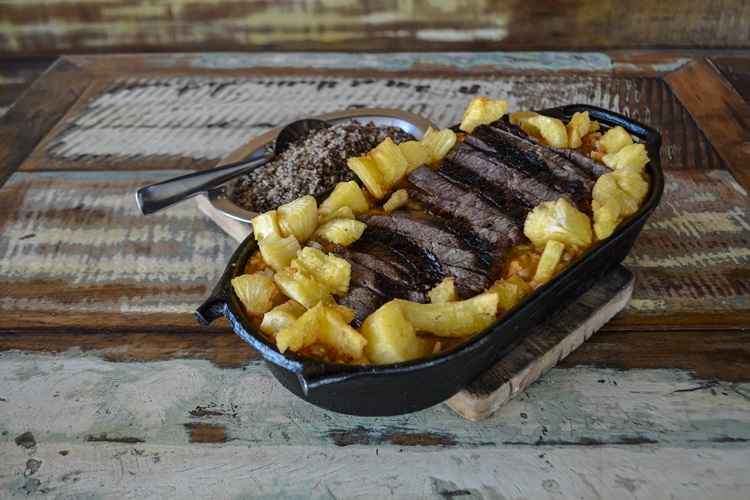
135, 118, 329, 215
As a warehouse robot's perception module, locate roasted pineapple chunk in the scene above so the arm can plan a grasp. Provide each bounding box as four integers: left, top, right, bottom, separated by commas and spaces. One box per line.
523, 198, 593, 249
361, 301, 434, 364
532, 240, 565, 284
371, 138, 408, 188
348, 156, 387, 199
319, 180, 370, 216
603, 143, 649, 172
277, 195, 318, 242
383, 189, 409, 213
276, 303, 366, 358
428, 277, 457, 304
260, 300, 306, 335
420, 127, 457, 163
525, 115, 569, 148
273, 266, 332, 309
317, 305, 367, 359
567, 111, 590, 149
251, 210, 281, 241
319, 206, 355, 224
258, 233, 301, 271
490, 275, 532, 312
291, 247, 351, 296
398, 140, 430, 172
459, 96, 508, 133
276, 303, 321, 353
596, 126, 633, 154
314, 218, 367, 246
395, 292, 498, 337
231, 272, 279, 315
591, 162, 650, 240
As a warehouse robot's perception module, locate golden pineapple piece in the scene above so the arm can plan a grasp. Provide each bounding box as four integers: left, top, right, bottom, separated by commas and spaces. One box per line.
588, 120, 601, 133
525, 115, 569, 148
314, 218, 367, 246
277, 195, 318, 242
591, 161, 650, 240
330, 304, 356, 324
258, 233, 301, 271
603, 143, 649, 172
523, 198, 593, 249
398, 140, 430, 173
509, 111, 538, 125
395, 292, 498, 338
319, 181, 369, 216
428, 277, 457, 304
490, 275, 532, 312
532, 240, 565, 284
596, 126, 633, 154
459, 96, 508, 133
319, 206, 355, 224
260, 300, 306, 335
317, 305, 367, 359
348, 156, 387, 199
276, 303, 321, 353
371, 138, 408, 188
273, 266, 332, 309
567, 111, 590, 149
420, 127, 457, 163
592, 197, 622, 240
594, 173, 639, 217
361, 301, 434, 364
231, 272, 279, 315
291, 247, 351, 296
383, 189, 409, 213
251, 210, 281, 241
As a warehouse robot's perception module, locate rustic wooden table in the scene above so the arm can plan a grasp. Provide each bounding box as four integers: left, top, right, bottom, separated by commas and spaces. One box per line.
1, 52, 749, 498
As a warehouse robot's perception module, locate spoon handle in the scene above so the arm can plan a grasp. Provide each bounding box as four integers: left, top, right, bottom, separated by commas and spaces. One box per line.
135, 155, 269, 215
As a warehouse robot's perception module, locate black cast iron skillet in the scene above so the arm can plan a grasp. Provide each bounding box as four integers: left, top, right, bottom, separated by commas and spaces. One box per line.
196, 104, 664, 416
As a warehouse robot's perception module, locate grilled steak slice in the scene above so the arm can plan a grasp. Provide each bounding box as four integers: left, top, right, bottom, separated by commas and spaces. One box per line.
365, 211, 495, 296
547, 146, 611, 178
445, 142, 565, 212
338, 285, 385, 326
344, 258, 425, 303
491, 119, 609, 178
466, 125, 593, 212
407, 166, 523, 256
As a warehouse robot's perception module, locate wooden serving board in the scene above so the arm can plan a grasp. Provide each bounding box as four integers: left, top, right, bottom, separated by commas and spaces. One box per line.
197, 202, 634, 421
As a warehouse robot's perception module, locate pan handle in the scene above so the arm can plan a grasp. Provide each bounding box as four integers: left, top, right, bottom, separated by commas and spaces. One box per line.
195, 295, 227, 325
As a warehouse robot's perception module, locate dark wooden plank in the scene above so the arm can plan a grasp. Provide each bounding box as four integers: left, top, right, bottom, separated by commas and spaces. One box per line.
0, 57, 91, 189
0, 58, 52, 107
1, 1, 749, 55
666, 58, 750, 190
712, 55, 750, 104
1, 329, 747, 381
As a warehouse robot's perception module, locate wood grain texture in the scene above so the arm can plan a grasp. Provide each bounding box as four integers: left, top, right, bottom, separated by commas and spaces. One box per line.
0, 353, 748, 498
713, 55, 750, 104
0, 58, 91, 189
666, 59, 750, 190
1, 165, 748, 331
449, 267, 634, 421
20, 73, 725, 176
1, 0, 750, 56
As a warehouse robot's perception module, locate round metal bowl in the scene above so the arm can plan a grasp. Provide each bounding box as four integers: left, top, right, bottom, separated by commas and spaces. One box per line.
200, 108, 435, 225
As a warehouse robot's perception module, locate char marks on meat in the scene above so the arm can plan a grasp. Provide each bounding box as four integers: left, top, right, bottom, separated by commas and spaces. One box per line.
444, 142, 565, 214
365, 211, 496, 297
407, 166, 523, 254
465, 125, 593, 212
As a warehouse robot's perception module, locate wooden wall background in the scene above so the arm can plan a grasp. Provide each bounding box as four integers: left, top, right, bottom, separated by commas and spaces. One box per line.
0, 0, 749, 57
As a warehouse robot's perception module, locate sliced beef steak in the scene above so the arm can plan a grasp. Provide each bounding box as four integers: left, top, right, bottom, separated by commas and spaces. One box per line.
338, 285, 385, 326
445, 142, 565, 212
407, 166, 523, 257
466, 125, 593, 212
365, 211, 495, 296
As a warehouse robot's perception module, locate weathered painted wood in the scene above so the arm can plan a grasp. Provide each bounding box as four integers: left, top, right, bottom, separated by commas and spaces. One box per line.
3, 168, 747, 331
713, 55, 750, 104
21, 73, 723, 175
449, 267, 634, 421
0, 353, 749, 498
0, 58, 91, 188
1, 1, 749, 56
666, 59, 750, 190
